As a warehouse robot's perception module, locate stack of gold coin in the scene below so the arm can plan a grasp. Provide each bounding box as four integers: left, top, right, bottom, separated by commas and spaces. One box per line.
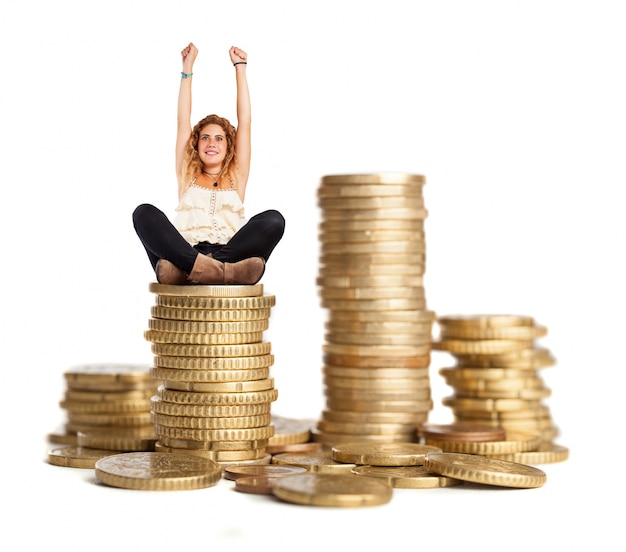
48, 362, 161, 454
144, 282, 277, 465
314, 173, 434, 447
432, 314, 569, 461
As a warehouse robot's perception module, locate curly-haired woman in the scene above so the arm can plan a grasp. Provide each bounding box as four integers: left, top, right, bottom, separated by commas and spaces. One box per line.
133, 43, 285, 285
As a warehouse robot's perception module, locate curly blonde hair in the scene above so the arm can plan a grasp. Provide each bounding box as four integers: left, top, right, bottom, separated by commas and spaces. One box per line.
181, 114, 238, 191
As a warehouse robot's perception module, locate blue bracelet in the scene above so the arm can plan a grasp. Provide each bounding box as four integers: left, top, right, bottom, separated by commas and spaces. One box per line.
181, 72, 193, 79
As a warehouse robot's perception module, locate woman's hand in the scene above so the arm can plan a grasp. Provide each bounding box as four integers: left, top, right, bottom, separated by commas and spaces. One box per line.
181, 42, 198, 72
229, 46, 247, 65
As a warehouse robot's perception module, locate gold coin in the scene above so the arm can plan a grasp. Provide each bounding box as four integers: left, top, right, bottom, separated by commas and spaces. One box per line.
64, 363, 153, 389
272, 472, 393, 507
321, 207, 428, 221
326, 320, 432, 335
423, 452, 546, 488
266, 442, 324, 455
325, 332, 431, 347
94, 452, 222, 490
319, 230, 425, 244
148, 282, 263, 297
323, 366, 430, 379
325, 398, 433, 413
60, 398, 152, 414
417, 422, 506, 442
323, 375, 430, 391
151, 342, 272, 358
155, 294, 276, 310
448, 404, 551, 421
157, 436, 269, 451
352, 465, 462, 489
455, 348, 556, 369
320, 241, 426, 256
62, 388, 156, 402
317, 275, 425, 289
144, 329, 264, 345
149, 366, 270, 383
439, 325, 548, 341
321, 298, 427, 312
331, 442, 442, 466
327, 310, 434, 324
218, 454, 272, 468
487, 442, 570, 464
320, 173, 426, 186
161, 378, 274, 393
147, 318, 269, 334
321, 409, 428, 425
66, 412, 152, 427
151, 412, 271, 429
319, 263, 425, 277
223, 464, 308, 481
320, 253, 426, 266
433, 339, 534, 355
318, 196, 425, 211
48, 446, 122, 468
156, 386, 278, 405
311, 427, 417, 447
423, 431, 542, 455
271, 451, 357, 474
77, 428, 158, 452
453, 387, 552, 401
154, 425, 275, 442
317, 420, 420, 436
442, 396, 542, 413
150, 396, 271, 417
324, 342, 430, 357
153, 354, 274, 371
439, 367, 541, 381
324, 352, 431, 368
269, 415, 314, 445
317, 184, 424, 198
320, 215, 425, 228
437, 315, 536, 327
47, 430, 78, 445
151, 305, 271, 321
325, 387, 431, 401
154, 443, 268, 462
320, 287, 425, 302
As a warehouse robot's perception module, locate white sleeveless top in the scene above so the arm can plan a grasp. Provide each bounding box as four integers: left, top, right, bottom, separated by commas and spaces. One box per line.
173, 181, 246, 246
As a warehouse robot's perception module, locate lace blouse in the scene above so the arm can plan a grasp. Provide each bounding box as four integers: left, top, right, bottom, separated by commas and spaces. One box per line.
173, 181, 246, 246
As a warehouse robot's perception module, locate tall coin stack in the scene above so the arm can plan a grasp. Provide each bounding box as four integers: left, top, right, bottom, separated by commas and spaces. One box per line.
144, 282, 278, 466
432, 314, 569, 461
313, 173, 435, 447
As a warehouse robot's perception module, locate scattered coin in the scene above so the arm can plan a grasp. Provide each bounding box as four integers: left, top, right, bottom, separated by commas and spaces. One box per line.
94, 452, 222, 491
423, 452, 547, 488
272, 472, 393, 507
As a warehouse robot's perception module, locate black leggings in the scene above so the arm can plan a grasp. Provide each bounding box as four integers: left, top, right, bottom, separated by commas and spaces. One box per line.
132, 203, 285, 273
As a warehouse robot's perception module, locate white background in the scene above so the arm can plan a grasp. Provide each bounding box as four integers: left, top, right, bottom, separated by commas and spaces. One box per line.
1, 1, 624, 550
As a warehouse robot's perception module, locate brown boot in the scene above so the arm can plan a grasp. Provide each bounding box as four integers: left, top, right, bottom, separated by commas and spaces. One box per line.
188, 254, 265, 285
156, 259, 189, 285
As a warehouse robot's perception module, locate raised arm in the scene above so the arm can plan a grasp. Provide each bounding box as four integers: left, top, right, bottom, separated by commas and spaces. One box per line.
176, 42, 198, 199
229, 46, 251, 201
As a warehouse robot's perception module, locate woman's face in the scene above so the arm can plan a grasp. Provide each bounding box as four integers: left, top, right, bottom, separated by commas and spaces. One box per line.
197, 123, 227, 169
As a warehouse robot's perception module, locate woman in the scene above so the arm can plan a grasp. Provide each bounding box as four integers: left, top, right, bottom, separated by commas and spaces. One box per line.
132, 43, 285, 285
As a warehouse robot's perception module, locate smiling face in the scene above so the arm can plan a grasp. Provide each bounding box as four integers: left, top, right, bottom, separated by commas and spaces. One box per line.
197, 123, 227, 170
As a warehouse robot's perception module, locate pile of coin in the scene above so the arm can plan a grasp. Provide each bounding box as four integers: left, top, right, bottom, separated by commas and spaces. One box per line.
314, 173, 435, 446
47, 363, 162, 467
144, 282, 278, 465
222, 439, 547, 505
431, 314, 568, 461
